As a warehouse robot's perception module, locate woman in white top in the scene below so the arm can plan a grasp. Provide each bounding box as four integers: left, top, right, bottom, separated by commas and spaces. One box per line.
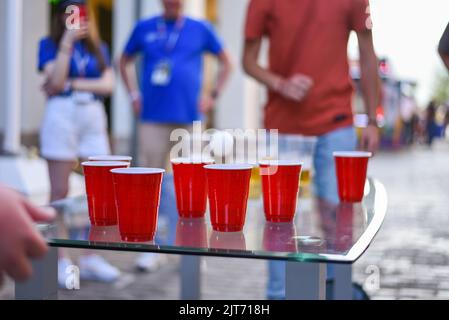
38, 0, 118, 286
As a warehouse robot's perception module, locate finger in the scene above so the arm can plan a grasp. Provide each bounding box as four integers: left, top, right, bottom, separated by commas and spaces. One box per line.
304, 77, 314, 87
12, 206, 49, 259
5, 253, 33, 282
288, 90, 304, 102
289, 87, 306, 101
298, 79, 314, 91
23, 201, 56, 223
25, 229, 49, 259
292, 75, 313, 87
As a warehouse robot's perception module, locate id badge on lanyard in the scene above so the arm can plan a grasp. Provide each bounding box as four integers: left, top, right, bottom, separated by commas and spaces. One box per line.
73, 47, 94, 104
151, 59, 172, 86
151, 17, 184, 87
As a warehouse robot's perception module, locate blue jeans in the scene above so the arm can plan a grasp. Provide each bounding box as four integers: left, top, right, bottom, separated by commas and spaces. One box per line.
267, 126, 357, 299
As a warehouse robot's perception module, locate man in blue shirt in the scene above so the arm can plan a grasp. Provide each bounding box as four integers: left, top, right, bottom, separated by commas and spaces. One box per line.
119, 0, 232, 271
120, 0, 232, 167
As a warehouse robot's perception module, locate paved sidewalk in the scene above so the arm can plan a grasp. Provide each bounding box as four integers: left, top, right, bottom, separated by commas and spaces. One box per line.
2, 140, 449, 300
353, 140, 449, 300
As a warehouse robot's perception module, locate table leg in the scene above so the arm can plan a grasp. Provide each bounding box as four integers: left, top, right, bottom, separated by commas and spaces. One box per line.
15, 246, 58, 300
334, 264, 353, 300
180, 255, 201, 300
285, 262, 326, 300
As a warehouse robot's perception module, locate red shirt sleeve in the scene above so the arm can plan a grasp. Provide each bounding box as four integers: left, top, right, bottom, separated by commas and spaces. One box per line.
349, 0, 372, 32
244, 0, 272, 40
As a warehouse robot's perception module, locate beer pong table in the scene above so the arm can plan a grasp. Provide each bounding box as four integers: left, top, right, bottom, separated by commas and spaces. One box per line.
16, 178, 386, 300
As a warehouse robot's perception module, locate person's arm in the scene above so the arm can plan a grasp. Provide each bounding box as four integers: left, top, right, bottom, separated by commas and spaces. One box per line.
242, 38, 313, 102
242, 38, 281, 91
43, 26, 89, 95
0, 186, 55, 285
357, 29, 380, 153
200, 50, 233, 113
119, 54, 141, 115
71, 67, 115, 96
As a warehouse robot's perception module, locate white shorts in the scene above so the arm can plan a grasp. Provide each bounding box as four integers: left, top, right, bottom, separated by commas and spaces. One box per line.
40, 96, 110, 161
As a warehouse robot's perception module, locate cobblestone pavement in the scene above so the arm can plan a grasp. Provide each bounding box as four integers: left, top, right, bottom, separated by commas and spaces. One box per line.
1, 140, 449, 300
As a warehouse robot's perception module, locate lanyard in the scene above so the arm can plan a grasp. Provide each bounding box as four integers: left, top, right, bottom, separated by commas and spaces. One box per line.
156, 16, 185, 54
73, 45, 90, 78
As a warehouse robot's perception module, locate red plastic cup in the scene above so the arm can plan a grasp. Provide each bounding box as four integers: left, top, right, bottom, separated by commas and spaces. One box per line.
171, 157, 214, 218
259, 160, 302, 222
205, 164, 253, 232
111, 168, 165, 242
89, 155, 132, 164
334, 151, 372, 202
175, 218, 208, 248
82, 161, 130, 226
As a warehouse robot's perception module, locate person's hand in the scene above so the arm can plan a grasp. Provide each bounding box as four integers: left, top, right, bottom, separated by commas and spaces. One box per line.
41, 78, 62, 97
274, 74, 314, 102
0, 187, 56, 285
132, 98, 142, 117
359, 124, 380, 153
129, 92, 142, 117
62, 22, 89, 45
199, 94, 217, 114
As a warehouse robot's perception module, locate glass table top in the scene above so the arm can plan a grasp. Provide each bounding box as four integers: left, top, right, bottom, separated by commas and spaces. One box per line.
39, 178, 387, 264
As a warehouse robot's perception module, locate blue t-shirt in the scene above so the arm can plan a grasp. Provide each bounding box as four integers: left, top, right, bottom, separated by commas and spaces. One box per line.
38, 37, 111, 79
124, 16, 224, 124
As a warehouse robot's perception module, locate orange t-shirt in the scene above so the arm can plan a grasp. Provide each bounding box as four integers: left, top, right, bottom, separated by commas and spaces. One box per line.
245, 0, 372, 136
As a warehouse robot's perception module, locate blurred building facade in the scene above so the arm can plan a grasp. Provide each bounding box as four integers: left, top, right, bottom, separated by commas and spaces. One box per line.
0, 0, 263, 155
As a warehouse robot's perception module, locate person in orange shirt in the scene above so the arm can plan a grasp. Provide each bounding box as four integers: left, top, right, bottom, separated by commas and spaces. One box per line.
243, 0, 380, 299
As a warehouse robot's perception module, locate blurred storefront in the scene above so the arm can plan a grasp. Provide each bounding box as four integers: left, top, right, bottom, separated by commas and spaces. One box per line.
351, 57, 418, 149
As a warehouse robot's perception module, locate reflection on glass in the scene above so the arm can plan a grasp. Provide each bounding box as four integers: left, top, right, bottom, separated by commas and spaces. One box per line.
295, 236, 326, 254
263, 222, 298, 253
43, 178, 386, 264
335, 202, 355, 252
209, 231, 246, 251
175, 218, 208, 248
314, 199, 364, 253
88, 225, 121, 242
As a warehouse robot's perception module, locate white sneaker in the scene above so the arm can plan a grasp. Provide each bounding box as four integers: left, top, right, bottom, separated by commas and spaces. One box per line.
58, 258, 74, 289
79, 255, 121, 283
135, 253, 166, 273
